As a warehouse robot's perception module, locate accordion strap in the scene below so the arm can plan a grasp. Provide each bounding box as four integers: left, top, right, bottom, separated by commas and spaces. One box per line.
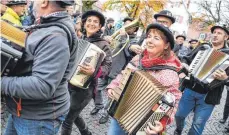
25, 22, 77, 56
143, 65, 177, 72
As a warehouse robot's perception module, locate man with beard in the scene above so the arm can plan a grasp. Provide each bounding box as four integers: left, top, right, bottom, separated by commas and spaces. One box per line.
1, 1, 77, 135
174, 24, 229, 135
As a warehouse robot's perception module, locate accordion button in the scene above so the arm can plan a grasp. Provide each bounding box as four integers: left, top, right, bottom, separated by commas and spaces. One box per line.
159, 100, 162, 104
5, 69, 10, 72
4, 73, 8, 76
14, 58, 18, 62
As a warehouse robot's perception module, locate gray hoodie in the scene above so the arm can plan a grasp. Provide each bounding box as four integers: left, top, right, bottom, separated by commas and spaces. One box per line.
1, 12, 77, 120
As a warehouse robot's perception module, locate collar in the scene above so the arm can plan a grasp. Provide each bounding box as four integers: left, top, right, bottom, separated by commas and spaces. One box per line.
35, 11, 69, 24
6, 7, 20, 20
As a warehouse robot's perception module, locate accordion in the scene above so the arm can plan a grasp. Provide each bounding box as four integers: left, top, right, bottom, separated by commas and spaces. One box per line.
189, 48, 229, 85
69, 39, 106, 89
108, 69, 175, 135
1, 20, 26, 76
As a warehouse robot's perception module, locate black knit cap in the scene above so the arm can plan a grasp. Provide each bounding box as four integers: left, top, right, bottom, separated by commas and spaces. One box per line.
82, 10, 106, 27
176, 35, 186, 40
154, 10, 175, 24
6, 0, 27, 6
146, 23, 175, 49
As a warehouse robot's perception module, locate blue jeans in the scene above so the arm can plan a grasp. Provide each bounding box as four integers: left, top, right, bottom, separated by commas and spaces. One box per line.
108, 118, 126, 135
175, 88, 214, 135
4, 114, 65, 135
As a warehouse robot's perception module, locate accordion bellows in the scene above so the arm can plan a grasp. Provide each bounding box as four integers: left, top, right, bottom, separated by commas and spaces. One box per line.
69, 39, 106, 89
112, 70, 167, 134
0, 20, 26, 47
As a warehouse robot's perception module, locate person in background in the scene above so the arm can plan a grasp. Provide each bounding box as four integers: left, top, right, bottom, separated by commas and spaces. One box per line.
21, 1, 35, 26
188, 39, 199, 50
138, 10, 175, 46
173, 34, 191, 60
103, 17, 115, 42
1, 0, 27, 26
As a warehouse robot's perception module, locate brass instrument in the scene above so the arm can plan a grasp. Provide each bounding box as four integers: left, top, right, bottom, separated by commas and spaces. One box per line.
110, 18, 140, 57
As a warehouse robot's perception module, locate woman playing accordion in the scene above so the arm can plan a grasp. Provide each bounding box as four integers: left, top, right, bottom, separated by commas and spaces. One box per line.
107, 23, 182, 135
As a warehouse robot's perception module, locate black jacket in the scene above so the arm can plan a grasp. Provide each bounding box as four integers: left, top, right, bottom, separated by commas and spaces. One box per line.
181, 43, 229, 105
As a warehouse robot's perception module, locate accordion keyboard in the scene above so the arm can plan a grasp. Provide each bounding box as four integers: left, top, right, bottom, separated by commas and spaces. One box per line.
189, 50, 209, 75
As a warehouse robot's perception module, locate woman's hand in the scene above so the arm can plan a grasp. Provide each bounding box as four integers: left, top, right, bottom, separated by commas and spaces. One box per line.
212, 69, 228, 81
144, 121, 163, 135
79, 63, 95, 75
107, 89, 115, 99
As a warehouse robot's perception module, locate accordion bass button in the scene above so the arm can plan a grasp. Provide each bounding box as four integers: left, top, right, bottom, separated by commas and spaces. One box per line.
4, 73, 8, 76
14, 58, 18, 62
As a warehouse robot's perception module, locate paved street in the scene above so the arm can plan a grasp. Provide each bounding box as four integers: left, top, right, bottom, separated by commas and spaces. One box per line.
1, 89, 229, 135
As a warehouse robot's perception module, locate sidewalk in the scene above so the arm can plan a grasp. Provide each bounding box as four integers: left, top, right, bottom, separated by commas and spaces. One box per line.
1, 89, 228, 135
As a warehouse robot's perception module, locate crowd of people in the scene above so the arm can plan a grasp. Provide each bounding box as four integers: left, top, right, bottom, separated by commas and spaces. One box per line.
1, 0, 229, 135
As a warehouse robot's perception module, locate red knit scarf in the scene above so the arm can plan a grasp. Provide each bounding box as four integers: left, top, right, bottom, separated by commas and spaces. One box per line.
141, 50, 181, 70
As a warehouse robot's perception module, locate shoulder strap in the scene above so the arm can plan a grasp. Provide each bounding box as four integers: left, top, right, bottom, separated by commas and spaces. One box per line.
143, 65, 177, 72
26, 22, 77, 55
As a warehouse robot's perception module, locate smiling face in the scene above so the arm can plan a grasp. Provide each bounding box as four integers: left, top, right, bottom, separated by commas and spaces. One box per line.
146, 29, 169, 58
84, 16, 101, 37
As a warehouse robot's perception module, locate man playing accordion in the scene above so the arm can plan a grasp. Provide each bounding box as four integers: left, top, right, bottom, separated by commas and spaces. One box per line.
1, 1, 77, 135
107, 23, 182, 135
174, 24, 229, 135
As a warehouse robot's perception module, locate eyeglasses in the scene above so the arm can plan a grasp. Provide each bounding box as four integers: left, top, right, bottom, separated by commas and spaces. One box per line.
156, 20, 169, 26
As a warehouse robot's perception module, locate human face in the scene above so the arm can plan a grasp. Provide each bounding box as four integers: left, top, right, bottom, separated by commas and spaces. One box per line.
156, 16, 173, 27
14, 4, 26, 16
176, 37, 185, 45
146, 29, 169, 58
190, 41, 198, 48
212, 28, 228, 46
84, 16, 101, 37
124, 20, 136, 34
